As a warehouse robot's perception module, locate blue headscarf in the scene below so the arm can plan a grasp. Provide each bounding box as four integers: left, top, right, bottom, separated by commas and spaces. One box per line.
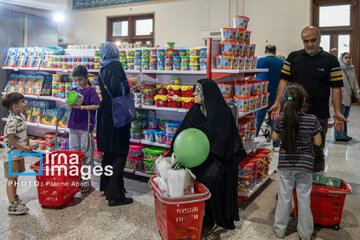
100, 42, 119, 69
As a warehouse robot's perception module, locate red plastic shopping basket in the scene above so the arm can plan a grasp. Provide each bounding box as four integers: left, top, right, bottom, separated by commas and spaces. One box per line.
149, 175, 211, 240
30, 151, 84, 208
293, 179, 352, 230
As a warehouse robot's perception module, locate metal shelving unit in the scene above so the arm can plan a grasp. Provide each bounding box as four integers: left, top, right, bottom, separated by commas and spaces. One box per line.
2, 118, 69, 132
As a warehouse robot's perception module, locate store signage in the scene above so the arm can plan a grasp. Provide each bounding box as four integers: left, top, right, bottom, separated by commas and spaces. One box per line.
73, 0, 156, 9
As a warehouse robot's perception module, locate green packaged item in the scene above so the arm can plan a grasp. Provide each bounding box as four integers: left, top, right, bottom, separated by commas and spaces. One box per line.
143, 159, 155, 173
142, 147, 167, 162
312, 174, 343, 189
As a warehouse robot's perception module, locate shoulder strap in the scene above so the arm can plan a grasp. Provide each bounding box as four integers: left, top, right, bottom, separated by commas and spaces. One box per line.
343, 71, 354, 92
99, 71, 114, 99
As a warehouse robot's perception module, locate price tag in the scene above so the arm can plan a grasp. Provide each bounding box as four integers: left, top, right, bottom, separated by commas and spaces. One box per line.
178, 108, 187, 113
63, 69, 69, 73
14, 68, 19, 71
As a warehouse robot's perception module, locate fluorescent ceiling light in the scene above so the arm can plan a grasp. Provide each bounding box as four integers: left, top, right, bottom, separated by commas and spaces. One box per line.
53, 12, 65, 23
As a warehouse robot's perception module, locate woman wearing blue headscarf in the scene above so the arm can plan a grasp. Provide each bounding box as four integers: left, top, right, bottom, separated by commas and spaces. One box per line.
97, 42, 133, 206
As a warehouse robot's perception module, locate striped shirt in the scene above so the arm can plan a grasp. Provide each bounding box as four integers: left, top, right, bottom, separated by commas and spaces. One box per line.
280, 48, 343, 119
273, 113, 322, 173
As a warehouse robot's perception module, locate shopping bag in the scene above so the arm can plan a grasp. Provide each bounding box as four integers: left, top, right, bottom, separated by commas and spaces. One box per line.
168, 169, 194, 197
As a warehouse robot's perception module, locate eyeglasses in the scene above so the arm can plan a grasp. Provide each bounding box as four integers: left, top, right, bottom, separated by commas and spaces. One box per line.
303, 38, 318, 44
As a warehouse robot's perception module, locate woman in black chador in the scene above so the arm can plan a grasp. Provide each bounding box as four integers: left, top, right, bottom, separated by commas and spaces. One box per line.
170, 78, 247, 229
97, 42, 133, 206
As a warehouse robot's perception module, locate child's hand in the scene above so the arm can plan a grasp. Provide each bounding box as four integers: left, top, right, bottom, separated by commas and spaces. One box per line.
67, 105, 72, 111
71, 104, 82, 109
23, 146, 32, 153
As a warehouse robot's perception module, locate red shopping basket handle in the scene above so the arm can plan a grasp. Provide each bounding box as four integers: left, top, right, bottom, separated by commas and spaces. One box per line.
149, 175, 211, 204
327, 180, 352, 194
154, 191, 211, 205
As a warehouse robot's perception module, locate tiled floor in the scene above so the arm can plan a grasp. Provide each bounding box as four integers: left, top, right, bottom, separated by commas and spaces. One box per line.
1, 105, 360, 239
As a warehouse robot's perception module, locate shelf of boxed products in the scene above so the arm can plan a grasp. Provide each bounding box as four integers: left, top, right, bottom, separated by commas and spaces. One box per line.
1, 118, 69, 132
2, 67, 206, 75
129, 138, 170, 148
1, 92, 66, 103
238, 169, 275, 199
136, 105, 189, 113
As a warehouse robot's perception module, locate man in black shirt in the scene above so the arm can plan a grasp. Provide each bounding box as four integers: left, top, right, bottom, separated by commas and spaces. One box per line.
269, 26, 347, 172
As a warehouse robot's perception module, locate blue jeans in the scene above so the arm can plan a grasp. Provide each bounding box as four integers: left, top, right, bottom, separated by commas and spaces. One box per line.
254, 96, 280, 147
334, 104, 350, 140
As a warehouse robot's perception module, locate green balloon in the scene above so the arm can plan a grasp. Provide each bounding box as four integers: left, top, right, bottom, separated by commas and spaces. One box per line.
173, 128, 210, 168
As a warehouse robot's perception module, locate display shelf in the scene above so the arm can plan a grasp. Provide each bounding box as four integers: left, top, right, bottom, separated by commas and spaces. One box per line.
211, 68, 268, 80
142, 70, 206, 75
134, 170, 153, 178
2, 118, 69, 132
239, 105, 267, 118
123, 167, 154, 178
238, 170, 275, 199
2, 67, 39, 71
137, 105, 189, 113
130, 138, 170, 148
2, 92, 66, 103
3, 67, 206, 76
211, 69, 269, 74
125, 70, 140, 74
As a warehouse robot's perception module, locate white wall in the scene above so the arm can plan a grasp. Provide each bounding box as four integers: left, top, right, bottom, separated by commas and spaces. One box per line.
0, 0, 68, 10
60, 0, 311, 57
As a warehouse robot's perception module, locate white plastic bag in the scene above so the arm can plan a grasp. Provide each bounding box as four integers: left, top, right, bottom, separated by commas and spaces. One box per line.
155, 155, 172, 182
153, 176, 169, 196
167, 169, 195, 198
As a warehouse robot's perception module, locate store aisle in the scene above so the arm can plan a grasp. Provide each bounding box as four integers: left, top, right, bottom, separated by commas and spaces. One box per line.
1, 106, 360, 239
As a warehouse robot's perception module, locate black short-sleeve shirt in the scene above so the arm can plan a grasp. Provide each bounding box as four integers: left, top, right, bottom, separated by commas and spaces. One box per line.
280, 49, 343, 119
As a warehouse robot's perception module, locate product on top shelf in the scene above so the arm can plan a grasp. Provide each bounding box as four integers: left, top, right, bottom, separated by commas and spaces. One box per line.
233, 16, 250, 30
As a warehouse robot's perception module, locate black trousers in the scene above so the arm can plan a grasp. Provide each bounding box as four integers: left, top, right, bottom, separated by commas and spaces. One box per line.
313, 118, 328, 172
100, 152, 127, 201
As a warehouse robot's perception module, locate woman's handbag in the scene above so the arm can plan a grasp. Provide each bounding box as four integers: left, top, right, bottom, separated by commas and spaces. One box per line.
343, 71, 357, 103
99, 74, 136, 127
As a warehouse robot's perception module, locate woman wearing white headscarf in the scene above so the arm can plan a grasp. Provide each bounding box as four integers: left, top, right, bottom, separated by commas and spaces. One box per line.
334, 52, 360, 141
97, 42, 133, 206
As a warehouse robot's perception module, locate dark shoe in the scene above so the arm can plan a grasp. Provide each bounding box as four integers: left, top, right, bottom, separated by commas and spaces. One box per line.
346, 136, 353, 141
108, 198, 133, 207
80, 180, 92, 193
335, 138, 350, 142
